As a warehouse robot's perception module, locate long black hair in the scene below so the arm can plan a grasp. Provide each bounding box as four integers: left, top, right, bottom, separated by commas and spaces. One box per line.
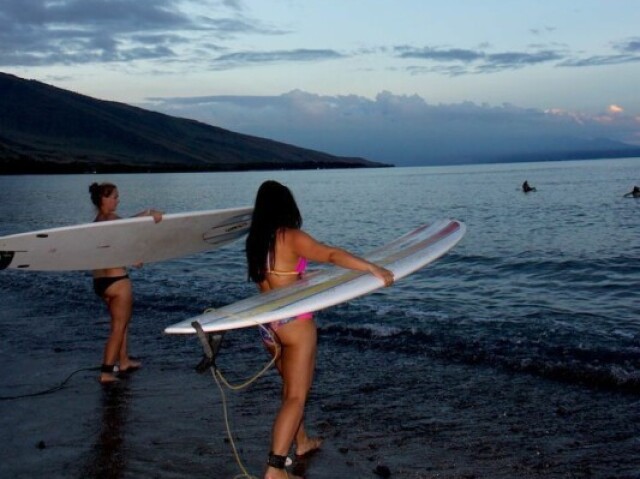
246, 180, 302, 283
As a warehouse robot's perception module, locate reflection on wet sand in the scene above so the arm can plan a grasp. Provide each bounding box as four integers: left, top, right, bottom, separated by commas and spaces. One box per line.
81, 383, 131, 479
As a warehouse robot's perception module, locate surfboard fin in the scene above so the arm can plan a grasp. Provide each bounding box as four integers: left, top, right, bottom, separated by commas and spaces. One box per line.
0, 251, 14, 270
192, 321, 225, 374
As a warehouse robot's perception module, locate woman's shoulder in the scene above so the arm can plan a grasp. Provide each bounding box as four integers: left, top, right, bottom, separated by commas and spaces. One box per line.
279, 227, 312, 241
278, 228, 318, 252
94, 213, 120, 222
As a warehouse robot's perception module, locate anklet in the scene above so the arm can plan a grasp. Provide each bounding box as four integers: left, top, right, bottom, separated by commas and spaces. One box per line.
267, 452, 288, 469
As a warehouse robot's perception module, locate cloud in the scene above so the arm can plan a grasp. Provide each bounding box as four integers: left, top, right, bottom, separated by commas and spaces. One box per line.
221, 0, 244, 12
395, 45, 565, 75
486, 50, 563, 66
211, 49, 345, 69
2, 1, 638, 80
559, 54, 640, 67
0, 0, 281, 66
529, 26, 556, 36
559, 37, 640, 67
615, 38, 640, 53
143, 90, 640, 166
396, 46, 484, 62
396, 37, 640, 75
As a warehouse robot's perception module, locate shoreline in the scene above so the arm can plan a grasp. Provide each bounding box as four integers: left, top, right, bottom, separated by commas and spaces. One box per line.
2, 332, 639, 479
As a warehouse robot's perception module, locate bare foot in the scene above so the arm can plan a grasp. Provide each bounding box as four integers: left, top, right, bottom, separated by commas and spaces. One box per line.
119, 358, 142, 373
99, 373, 119, 384
295, 436, 322, 457
264, 465, 288, 479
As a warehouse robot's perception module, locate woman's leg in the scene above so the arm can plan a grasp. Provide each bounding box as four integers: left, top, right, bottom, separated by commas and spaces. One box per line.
118, 323, 141, 371
264, 319, 317, 479
292, 338, 323, 456
100, 279, 133, 383
267, 344, 321, 458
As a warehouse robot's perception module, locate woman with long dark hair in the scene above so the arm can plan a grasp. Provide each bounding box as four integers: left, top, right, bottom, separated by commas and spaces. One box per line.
246, 180, 394, 479
89, 182, 163, 384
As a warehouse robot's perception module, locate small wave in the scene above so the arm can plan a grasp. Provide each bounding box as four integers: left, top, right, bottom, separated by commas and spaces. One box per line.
493, 255, 636, 275
320, 322, 640, 393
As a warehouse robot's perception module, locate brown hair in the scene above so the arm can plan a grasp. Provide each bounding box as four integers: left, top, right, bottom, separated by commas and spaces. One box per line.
89, 182, 117, 208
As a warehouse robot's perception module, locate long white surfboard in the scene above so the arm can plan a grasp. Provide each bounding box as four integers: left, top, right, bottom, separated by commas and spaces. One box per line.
0, 207, 252, 271
165, 219, 466, 335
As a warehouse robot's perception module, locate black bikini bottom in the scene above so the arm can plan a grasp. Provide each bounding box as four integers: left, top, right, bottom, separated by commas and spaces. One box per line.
93, 275, 129, 297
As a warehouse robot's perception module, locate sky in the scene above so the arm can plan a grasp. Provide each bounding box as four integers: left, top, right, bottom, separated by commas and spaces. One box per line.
2, 0, 640, 166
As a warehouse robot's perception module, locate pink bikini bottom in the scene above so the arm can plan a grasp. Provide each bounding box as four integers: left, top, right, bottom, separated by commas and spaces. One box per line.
259, 313, 313, 345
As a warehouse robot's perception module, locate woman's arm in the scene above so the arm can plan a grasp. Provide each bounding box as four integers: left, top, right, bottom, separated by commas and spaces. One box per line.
289, 229, 394, 286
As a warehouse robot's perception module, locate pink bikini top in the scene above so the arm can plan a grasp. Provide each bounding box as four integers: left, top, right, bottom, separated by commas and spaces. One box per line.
266, 253, 307, 276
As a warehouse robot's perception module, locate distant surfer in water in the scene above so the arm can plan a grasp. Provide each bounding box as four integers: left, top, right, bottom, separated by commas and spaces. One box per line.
246, 180, 394, 479
89, 182, 163, 384
623, 185, 640, 198
522, 180, 536, 193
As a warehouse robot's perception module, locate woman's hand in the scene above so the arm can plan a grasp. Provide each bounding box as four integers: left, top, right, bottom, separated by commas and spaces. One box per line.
370, 265, 394, 287
135, 209, 163, 222
149, 209, 163, 223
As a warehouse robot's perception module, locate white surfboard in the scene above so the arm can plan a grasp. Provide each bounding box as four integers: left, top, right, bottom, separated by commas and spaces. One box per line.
0, 207, 252, 271
165, 219, 466, 335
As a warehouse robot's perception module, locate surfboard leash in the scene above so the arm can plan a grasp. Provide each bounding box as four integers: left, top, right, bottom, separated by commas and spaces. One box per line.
0, 366, 101, 401
192, 319, 283, 479
193, 312, 280, 390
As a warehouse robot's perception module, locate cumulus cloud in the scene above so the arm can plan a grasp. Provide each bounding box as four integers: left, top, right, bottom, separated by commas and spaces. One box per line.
144, 91, 640, 166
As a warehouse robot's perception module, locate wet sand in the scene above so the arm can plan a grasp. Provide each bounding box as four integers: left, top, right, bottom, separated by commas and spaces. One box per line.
1, 330, 639, 479
0, 347, 364, 479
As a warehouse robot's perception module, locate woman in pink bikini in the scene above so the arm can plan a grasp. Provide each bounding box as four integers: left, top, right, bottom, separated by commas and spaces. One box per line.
246, 180, 394, 479
89, 182, 163, 384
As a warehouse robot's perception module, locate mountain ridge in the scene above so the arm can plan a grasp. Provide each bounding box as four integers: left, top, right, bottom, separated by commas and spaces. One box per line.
0, 73, 389, 174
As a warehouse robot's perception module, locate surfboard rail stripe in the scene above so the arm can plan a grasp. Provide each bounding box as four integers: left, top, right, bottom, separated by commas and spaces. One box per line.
165, 219, 465, 334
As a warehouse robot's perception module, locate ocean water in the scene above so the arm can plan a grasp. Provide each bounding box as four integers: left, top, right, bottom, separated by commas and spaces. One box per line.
1, 158, 639, 478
